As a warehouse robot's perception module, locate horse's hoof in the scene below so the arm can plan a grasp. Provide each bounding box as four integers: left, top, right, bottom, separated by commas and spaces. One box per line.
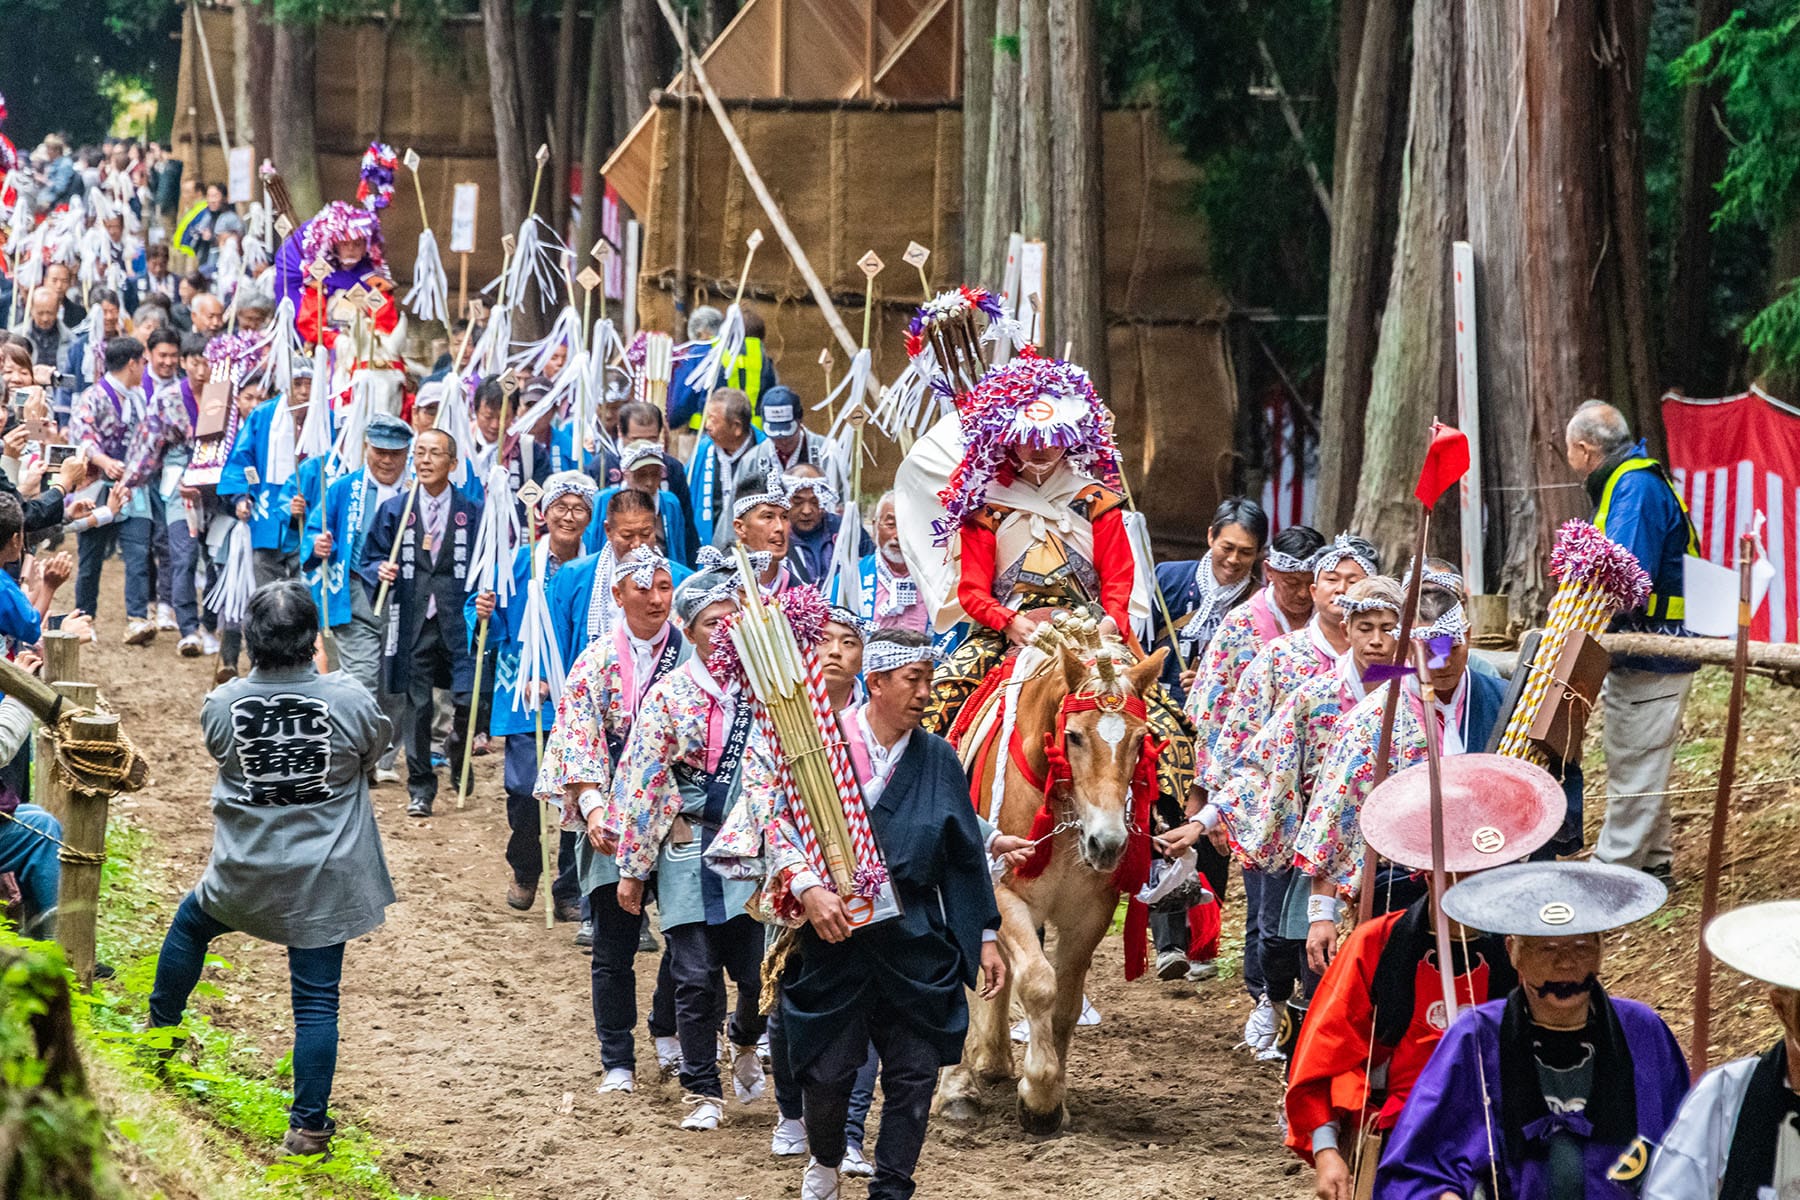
941, 1096, 981, 1123
1016, 1097, 1066, 1136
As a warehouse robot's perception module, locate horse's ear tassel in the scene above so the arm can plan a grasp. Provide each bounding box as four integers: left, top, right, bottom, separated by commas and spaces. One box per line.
1094, 651, 1118, 691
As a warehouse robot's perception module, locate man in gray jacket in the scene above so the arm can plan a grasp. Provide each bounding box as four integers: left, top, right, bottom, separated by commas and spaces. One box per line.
148, 581, 395, 1160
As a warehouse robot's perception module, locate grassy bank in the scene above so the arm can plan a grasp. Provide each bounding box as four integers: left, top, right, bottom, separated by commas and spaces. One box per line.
4, 815, 446, 1200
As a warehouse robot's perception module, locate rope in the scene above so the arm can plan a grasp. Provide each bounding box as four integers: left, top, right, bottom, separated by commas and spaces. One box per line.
0, 809, 105, 866
49, 710, 148, 796
759, 923, 797, 1016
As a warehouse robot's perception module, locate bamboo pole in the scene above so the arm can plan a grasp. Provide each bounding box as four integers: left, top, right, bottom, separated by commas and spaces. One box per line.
372, 483, 419, 618
53, 712, 120, 989
1688, 533, 1754, 1078
1357, 510, 1430, 925
1414, 641, 1460, 1024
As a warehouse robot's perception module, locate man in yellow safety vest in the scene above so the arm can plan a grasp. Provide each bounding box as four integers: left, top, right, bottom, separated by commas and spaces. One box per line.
1564, 400, 1700, 882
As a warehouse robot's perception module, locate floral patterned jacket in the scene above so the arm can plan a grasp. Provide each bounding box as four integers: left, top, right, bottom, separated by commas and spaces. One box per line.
1201, 619, 1338, 795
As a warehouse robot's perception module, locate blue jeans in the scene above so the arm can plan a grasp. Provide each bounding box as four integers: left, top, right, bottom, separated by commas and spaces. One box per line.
0, 804, 63, 925
148, 893, 346, 1132
75, 516, 153, 620
165, 509, 203, 636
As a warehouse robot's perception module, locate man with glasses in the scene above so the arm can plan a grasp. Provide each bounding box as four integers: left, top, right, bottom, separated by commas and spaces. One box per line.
469, 471, 597, 915
361, 429, 484, 816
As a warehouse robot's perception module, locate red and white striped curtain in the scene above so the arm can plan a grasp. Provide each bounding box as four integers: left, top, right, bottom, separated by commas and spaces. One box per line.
1663, 388, 1800, 642
1259, 385, 1316, 536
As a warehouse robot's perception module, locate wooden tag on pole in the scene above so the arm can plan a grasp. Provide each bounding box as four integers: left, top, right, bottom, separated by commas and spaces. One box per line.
403, 147, 421, 173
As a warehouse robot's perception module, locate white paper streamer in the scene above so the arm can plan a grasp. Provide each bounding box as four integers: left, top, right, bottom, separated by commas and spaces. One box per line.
512, 536, 567, 712
404, 227, 450, 324
296, 343, 335, 466
433, 372, 475, 488
510, 304, 581, 374
467, 460, 522, 603
326, 372, 375, 480
684, 301, 744, 395
205, 522, 257, 625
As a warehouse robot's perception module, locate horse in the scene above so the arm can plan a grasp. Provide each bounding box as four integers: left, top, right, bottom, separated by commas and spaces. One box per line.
938, 618, 1169, 1134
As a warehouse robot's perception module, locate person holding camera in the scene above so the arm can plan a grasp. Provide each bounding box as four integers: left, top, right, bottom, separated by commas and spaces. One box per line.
69, 335, 157, 641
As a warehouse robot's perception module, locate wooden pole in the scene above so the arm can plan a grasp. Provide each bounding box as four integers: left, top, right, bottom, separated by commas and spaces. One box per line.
458, 253, 470, 321
372, 483, 419, 618
458, 617, 489, 811
53, 712, 120, 989
652, 0, 867, 364
40, 631, 80, 688
1357, 509, 1430, 925
1689, 533, 1754, 1079
1415, 640, 1460, 1024
36, 681, 95, 830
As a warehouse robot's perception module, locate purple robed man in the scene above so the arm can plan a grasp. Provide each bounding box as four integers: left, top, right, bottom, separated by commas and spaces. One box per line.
1377, 991, 1689, 1199
1376, 861, 1691, 1200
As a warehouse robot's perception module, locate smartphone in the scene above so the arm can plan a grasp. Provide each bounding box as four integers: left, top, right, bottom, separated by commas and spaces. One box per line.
45, 444, 77, 469
49, 371, 78, 392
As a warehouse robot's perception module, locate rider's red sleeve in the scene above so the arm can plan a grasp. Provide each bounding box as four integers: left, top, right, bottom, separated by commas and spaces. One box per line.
1091, 506, 1136, 635
956, 522, 1017, 633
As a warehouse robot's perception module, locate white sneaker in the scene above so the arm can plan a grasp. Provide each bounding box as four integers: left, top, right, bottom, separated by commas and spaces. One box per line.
770, 1116, 808, 1157
1256, 1044, 1289, 1063
1011, 1017, 1030, 1044
123, 618, 156, 646
655, 1036, 682, 1074
597, 1067, 634, 1094
1243, 995, 1277, 1052
841, 1143, 874, 1178
372, 767, 401, 786
1188, 960, 1219, 982
679, 1094, 722, 1131
801, 1157, 840, 1200
200, 630, 221, 656
177, 633, 203, 658
1078, 996, 1101, 1026
731, 1043, 767, 1104
155, 603, 179, 631
1155, 949, 1190, 980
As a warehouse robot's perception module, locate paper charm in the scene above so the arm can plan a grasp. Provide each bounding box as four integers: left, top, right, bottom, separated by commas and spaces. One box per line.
746, 228, 765, 252
535, 144, 551, 166
306, 259, 330, 283
858, 250, 884, 278
517, 479, 544, 514
275, 214, 295, 240
818, 347, 833, 370
591, 238, 609, 261
403, 147, 422, 172
578, 266, 602, 291
903, 241, 930, 268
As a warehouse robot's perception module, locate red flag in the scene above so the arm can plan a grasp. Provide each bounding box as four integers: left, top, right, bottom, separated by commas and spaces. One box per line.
1414, 422, 1471, 511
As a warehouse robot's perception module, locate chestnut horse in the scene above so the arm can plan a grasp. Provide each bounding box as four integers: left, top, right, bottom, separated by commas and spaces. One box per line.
939, 625, 1167, 1133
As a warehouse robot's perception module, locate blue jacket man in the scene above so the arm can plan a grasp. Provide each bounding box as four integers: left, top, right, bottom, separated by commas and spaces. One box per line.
1565, 401, 1699, 878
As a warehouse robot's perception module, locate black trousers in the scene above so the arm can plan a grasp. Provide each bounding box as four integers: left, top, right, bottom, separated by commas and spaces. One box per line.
588, 882, 642, 1071
795, 995, 939, 1200
664, 915, 765, 1099
1150, 826, 1233, 955
404, 617, 468, 800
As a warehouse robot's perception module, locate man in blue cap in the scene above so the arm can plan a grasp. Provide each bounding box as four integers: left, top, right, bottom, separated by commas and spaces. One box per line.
762, 385, 849, 505
304, 412, 414, 783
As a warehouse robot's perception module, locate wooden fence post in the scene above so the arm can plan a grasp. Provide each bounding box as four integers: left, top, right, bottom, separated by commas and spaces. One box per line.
37, 683, 97, 828
51, 713, 119, 989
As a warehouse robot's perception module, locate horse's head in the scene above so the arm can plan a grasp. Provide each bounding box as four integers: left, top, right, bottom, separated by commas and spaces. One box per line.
1046, 639, 1167, 873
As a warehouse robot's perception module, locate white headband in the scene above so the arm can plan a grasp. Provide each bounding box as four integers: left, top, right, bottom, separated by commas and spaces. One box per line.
1266, 549, 1315, 574
612, 545, 672, 589
620, 439, 665, 473
540, 470, 598, 512
864, 638, 942, 675
1314, 533, 1378, 578
783, 474, 838, 508
1337, 593, 1401, 617
1412, 602, 1469, 645
695, 544, 774, 576
732, 468, 792, 520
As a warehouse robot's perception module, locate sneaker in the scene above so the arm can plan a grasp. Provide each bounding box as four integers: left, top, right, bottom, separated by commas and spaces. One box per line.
597, 1067, 634, 1094
155, 603, 179, 631
123, 619, 156, 646
1255, 1044, 1289, 1064
407, 794, 434, 818
200, 629, 221, 656
1078, 996, 1101, 1026
731, 1043, 766, 1104
770, 1116, 808, 1157
177, 633, 203, 658
1188, 960, 1219, 983
801, 1157, 841, 1200
575, 919, 595, 949
655, 1036, 683, 1075
679, 1094, 722, 1131
1155, 949, 1190, 981
280, 1126, 332, 1161
841, 1143, 874, 1178
1243, 995, 1277, 1052
372, 767, 401, 786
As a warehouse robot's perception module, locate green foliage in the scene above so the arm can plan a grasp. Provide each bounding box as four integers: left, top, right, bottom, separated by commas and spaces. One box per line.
0, 0, 181, 145
1673, 1, 1800, 373
0, 933, 126, 1200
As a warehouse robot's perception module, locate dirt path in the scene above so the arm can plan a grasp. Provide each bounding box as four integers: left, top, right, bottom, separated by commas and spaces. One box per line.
88, 575, 1307, 1199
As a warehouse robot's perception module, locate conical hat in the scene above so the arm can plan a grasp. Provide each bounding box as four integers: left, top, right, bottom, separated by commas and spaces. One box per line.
1703, 900, 1800, 991
1441, 861, 1666, 937
1362, 754, 1567, 872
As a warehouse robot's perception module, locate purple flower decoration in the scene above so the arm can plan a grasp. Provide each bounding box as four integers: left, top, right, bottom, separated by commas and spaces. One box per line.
1548, 520, 1653, 610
